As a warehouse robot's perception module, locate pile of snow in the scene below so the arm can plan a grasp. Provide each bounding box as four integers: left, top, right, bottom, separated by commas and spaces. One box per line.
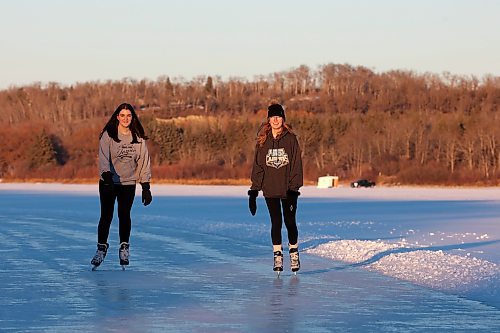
307, 240, 499, 291
308, 239, 401, 263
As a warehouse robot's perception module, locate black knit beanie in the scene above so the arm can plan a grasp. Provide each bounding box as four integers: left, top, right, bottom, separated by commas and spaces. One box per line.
267, 104, 286, 121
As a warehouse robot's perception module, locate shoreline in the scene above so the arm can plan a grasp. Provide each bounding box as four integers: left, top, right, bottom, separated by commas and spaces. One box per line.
1, 182, 499, 201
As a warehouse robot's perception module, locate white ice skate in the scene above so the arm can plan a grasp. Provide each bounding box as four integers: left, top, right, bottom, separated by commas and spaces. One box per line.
91, 243, 109, 271
289, 248, 300, 275
119, 242, 129, 270
273, 251, 283, 277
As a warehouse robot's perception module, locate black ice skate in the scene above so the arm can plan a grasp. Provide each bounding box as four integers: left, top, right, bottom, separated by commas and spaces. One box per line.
273, 251, 284, 277
119, 242, 130, 270
289, 247, 300, 274
91, 243, 109, 271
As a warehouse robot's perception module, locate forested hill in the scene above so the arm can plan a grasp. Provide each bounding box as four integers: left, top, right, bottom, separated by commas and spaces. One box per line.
1, 63, 499, 185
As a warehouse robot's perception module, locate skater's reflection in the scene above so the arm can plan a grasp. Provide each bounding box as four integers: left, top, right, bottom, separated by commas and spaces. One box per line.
93, 275, 132, 312
264, 277, 300, 333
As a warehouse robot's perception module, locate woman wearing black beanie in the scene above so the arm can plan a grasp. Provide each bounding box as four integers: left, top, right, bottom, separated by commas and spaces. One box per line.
248, 104, 303, 276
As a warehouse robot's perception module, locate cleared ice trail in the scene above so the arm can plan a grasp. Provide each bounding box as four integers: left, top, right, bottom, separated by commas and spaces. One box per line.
1, 191, 500, 332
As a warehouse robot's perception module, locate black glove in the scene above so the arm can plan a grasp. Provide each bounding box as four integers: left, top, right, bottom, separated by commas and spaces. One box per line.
286, 190, 300, 212
248, 190, 258, 216
141, 182, 152, 206
100, 171, 115, 194
101, 171, 114, 185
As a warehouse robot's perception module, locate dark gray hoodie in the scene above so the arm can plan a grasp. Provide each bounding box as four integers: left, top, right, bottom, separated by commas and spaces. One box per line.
250, 129, 303, 198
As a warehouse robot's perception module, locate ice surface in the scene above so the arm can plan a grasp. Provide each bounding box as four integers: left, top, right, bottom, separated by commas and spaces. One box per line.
0, 183, 499, 332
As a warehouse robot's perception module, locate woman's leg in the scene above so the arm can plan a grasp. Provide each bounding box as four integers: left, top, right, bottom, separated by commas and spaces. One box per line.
116, 184, 136, 243
265, 197, 285, 272
281, 198, 298, 246
282, 197, 300, 272
97, 181, 117, 244
265, 197, 283, 246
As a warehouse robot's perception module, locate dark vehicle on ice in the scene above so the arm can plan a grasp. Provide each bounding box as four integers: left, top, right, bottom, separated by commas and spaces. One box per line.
350, 179, 376, 188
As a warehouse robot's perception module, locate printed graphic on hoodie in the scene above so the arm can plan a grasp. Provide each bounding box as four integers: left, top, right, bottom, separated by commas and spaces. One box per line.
117, 144, 136, 160
266, 148, 289, 169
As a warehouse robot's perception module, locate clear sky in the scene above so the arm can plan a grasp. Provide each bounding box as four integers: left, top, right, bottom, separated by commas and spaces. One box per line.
1, 0, 498, 89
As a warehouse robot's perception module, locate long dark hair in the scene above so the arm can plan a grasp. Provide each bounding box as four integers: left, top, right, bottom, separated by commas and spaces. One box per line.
99, 103, 148, 143
256, 121, 294, 147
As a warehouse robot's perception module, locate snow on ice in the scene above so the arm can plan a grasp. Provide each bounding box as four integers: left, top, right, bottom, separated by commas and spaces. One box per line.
307, 239, 499, 291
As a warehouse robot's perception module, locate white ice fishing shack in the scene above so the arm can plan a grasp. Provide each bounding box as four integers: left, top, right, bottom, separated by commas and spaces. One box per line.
317, 175, 339, 188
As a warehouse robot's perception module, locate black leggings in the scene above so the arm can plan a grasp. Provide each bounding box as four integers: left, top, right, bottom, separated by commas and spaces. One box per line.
265, 197, 298, 246
97, 182, 136, 244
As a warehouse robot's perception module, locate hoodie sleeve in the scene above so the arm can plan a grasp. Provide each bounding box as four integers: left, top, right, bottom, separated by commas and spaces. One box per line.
98, 131, 112, 177
250, 144, 264, 191
136, 139, 151, 184
288, 135, 303, 191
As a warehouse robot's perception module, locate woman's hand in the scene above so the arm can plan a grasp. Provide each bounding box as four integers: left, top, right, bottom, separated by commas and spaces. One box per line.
248, 190, 258, 216
141, 182, 152, 206
286, 190, 300, 211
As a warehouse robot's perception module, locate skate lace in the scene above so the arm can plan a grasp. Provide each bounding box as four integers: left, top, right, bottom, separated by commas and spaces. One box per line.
120, 245, 129, 260
92, 249, 106, 263
273, 252, 283, 269
290, 251, 300, 267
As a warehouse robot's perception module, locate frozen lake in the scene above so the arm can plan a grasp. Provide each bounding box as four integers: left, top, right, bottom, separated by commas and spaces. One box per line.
0, 184, 499, 332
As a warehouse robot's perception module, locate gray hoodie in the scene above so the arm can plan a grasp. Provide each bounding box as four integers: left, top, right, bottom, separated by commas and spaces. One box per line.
99, 131, 151, 185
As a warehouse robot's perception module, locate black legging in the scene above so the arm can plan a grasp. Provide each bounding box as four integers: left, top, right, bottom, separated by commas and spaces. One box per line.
265, 197, 298, 246
97, 182, 136, 244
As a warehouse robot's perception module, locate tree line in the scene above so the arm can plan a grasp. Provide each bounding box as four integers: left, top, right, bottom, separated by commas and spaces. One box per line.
0, 63, 498, 185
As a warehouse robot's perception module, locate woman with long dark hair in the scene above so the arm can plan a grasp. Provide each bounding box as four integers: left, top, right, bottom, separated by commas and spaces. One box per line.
91, 102, 152, 270
248, 104, 303, 276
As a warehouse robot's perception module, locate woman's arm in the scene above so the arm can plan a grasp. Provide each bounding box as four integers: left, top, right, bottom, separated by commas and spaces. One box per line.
250, 145, 264, 191
288, 136, 303, 191
136, 139, 151, 184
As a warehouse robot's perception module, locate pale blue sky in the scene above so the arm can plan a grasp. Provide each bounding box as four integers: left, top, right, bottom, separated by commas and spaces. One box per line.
1, 0, 498, 89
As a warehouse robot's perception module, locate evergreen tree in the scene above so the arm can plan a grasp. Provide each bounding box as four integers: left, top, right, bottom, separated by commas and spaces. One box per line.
205, 76, 214, 94
0, 155, 7, 177
152, 122, 184, 164
28, 129, 57, 169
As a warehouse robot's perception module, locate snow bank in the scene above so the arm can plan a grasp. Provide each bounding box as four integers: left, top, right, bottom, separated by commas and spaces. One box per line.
307, 240, 500, 291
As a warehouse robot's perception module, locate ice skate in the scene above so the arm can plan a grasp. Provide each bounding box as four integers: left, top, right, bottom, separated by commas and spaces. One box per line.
289, 247, 300, 275
273, 250, 283, 277
119, 242, 130, 270
91, 243, 109, 271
